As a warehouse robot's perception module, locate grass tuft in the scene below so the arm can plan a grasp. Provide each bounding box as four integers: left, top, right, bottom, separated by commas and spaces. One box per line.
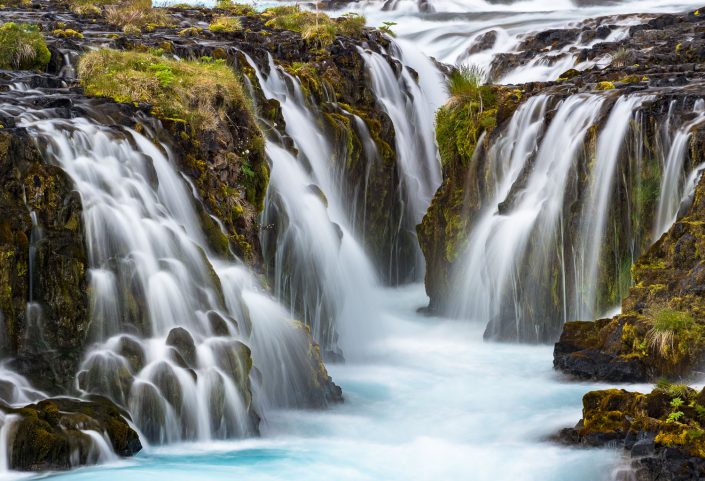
0, 22, 50, 71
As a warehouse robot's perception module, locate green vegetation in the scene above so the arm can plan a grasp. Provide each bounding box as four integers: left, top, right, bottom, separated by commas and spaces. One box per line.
78, 49, 252, 132
0, 23, 50, 71
67, 0, 172, 31
378, 20, 396, 36
579, 385, 705, 458
610, 47, 629, 68
178, 26, 202, 37
596, 81, 615, 91
52, 28, 84, 39
447, 64, 486, 99
263, 5, 366, 46
215, 0, 255, 15
209, 15, 242, 33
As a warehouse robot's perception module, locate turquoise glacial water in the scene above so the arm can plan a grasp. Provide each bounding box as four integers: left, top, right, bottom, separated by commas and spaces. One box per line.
30, 285, 642, 481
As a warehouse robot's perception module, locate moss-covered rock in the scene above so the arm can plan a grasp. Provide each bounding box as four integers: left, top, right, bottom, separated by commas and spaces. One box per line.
0, 128, 89, 393
557, 383, 705, 480
0, 22, 50, 71
1, 396, 141, 471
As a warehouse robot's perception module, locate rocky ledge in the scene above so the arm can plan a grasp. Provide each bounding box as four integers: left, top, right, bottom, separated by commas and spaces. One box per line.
555, 384, 705, 481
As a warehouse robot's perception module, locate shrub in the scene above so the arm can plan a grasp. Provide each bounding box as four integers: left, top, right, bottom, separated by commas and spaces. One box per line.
209, 15, 242, 33
79, 49, 254, 132
0, 22, 51, 71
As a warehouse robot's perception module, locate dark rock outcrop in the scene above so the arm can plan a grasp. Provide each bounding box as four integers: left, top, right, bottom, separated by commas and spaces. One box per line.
1, 396, 141, 471
555, 386, 705, 481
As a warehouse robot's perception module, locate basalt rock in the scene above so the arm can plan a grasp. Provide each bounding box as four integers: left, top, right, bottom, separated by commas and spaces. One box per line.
0, 126, 88, 394
555, 386, 705, 481
1, 396, 141, 471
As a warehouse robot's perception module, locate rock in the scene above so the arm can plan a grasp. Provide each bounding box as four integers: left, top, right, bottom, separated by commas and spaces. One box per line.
2, 396, 141, 471
165, 327, 197, 367
466, 30, 497, 55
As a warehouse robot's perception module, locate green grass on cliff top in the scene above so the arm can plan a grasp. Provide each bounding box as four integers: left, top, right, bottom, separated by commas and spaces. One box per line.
78, 49, 254, 132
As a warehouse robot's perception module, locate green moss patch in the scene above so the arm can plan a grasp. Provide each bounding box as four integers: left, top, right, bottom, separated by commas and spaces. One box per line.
79, 49, 253, 132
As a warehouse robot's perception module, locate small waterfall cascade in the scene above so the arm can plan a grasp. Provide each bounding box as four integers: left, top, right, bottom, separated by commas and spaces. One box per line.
357, 42, 445, 280
5, 111, 330, 447
246, 53, 381, 359
654, 99, 705, 238
449, 91, 705, 341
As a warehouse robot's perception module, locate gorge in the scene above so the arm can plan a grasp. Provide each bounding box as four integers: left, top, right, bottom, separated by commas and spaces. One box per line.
0, 0, 704, 480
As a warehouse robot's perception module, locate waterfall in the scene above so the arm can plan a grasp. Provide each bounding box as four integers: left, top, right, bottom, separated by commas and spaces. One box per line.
448, 91, 705, 341
653, 99, 705, 238
357, 43, 445, 280
575, 95, 647, 319
10, 112, 329, 446
452, 94, 606, 340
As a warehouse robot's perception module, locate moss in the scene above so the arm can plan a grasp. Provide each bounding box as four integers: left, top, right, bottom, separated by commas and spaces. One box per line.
596, 81, 616, 91
79, 49, 253, 133
52, 28, 84, 39
263, 5, 365, 46
0, 22, 50, 71
215, 0, 256, 15
178, 26, 202, 37
209, 15, 242, 33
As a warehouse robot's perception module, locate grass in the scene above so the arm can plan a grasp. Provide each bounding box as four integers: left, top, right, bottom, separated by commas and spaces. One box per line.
447, 64, 486, 100
215, 0, 255, 15
0, 22, 50, 71
67, 0, 172, 30
647, 308, 696, 358
209, 15, 242, 33
263, 5, 366, 47
78, 49, 254, 132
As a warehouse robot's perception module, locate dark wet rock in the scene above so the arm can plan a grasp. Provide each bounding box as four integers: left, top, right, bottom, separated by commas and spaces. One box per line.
466, 30, 497, 55
1, 396, 141, 471
166, 327, 197, 367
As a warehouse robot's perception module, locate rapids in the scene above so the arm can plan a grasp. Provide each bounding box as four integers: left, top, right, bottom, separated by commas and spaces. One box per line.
18, 285, 647, 481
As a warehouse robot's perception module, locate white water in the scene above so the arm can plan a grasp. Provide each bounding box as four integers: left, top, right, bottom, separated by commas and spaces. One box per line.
21, 285, 647, 481
325, 0, 703, 83
0, 111, 330, 453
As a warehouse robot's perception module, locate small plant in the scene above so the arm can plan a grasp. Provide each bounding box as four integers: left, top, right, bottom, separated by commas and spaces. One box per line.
447, 64, 486, 99
647, 308, 695, 358
611, 47, 629, 68
379, 20, 396, 36
667, 410, 685, 423
122, 24, 141, 35
0, 22, 51, 71
209, 15, 242, 33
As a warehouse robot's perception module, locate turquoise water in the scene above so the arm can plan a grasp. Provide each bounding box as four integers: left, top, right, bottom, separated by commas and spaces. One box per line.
33, 285, 636, 481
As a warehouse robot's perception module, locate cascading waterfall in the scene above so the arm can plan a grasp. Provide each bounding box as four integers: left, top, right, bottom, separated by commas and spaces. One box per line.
575, 95, 647, 320
0, 108, 331, 452
654, 99, 705, 238
451, 91, 705, 341
357, 43, 445, 281
452, 94, 605, 340
245, 44, 444, 357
